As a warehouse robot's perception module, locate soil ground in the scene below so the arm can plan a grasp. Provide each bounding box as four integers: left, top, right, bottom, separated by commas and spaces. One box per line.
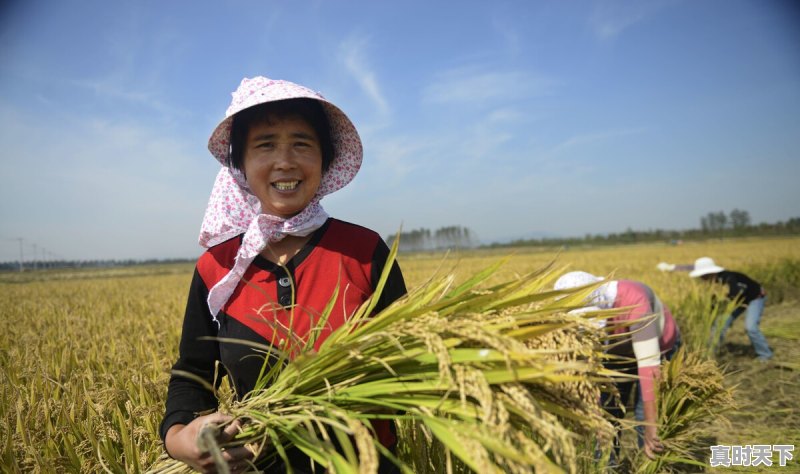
706, 301, 800, 473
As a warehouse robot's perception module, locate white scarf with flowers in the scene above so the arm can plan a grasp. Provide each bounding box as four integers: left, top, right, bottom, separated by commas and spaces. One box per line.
199, 168, 329, 319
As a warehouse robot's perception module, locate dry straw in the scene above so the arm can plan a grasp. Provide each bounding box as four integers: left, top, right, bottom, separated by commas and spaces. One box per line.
634, 347, 736, 473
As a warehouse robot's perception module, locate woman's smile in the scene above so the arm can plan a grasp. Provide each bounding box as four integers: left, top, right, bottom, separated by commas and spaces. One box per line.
272, 180, 300, 191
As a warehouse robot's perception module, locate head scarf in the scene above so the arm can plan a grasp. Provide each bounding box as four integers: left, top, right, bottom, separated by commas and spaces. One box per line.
554, 271, 618, 310
200, 77, 363, 319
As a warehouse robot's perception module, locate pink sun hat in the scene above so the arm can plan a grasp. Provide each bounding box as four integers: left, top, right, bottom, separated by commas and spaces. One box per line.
207, 76, 363, 197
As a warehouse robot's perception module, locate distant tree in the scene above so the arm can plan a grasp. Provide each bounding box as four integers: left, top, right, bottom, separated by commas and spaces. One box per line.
703, 212, 724, 231
434, 225, 475, 249
713, 211, 727, 231
387, 225, 477, 252
700, 211, 729, 239
729, 209, 751, 230
623, 227, 636, 243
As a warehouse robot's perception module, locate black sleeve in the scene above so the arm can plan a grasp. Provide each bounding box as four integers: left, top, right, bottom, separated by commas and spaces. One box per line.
720, 272, 761, 304
727, 284, 745, 302
722, 275, 740, 302
370, 238, 407, 313
159, 268, 225, 443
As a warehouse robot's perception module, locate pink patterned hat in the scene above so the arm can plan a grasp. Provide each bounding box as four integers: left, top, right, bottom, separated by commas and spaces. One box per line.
207, 76, 362, 196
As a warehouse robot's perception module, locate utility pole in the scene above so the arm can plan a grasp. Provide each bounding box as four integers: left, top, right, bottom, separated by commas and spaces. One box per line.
17, 238, 24, 272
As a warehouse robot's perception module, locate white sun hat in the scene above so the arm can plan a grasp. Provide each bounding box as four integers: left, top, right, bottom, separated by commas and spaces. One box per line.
554, 271, 604, 291
554, 271, 617, 309
689, 257, 725, 278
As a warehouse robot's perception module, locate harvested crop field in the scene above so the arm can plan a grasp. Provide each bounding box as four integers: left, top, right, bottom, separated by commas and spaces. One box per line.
1, 236, 798, 472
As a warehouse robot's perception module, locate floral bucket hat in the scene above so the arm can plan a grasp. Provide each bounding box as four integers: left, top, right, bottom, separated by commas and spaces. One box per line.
206, 76, 362, 198
200, 76, 363, 318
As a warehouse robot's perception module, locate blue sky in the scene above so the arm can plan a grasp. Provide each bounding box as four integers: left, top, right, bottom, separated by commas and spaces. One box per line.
1, 0, 798, 261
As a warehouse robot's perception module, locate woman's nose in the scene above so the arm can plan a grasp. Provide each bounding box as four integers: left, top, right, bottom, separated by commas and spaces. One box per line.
273, 145, 296, 168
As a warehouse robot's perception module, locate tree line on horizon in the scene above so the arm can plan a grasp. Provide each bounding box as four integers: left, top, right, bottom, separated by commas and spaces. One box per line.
487, 210, 800, 249
3, 211, 798, 270
0, 257, 195, 273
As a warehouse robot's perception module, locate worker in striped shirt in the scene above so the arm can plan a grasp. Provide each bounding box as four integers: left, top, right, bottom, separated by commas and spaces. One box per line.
555, 271, 681, 461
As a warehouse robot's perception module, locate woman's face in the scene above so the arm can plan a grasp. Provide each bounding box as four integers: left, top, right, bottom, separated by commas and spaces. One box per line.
243, 115, 323, 218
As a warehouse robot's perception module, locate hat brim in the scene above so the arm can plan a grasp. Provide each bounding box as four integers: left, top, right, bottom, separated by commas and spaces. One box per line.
554, 271, 605, 291
689, 265, 725, 278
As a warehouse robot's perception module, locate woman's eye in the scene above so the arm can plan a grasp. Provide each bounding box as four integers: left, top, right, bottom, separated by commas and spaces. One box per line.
257, 142, 274, 149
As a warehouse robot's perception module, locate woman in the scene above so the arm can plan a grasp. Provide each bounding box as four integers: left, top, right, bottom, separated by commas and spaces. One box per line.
554, 271, 681, 461
160, 77, 406, 473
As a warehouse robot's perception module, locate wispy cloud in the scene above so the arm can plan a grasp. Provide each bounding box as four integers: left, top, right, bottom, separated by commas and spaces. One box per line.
423, 66, 556, 105
486, 107, 526, 124
70, 77, 184, 117
591, 9, 646, 39
0, 104, 211, 259
34, 94, 52, 106
338, 36, 390, 116
491, 15, 521, 57
67, 4, 190, 120
548, 127, 648, 155
368, 137, 427, 179
590, 0, 675, 39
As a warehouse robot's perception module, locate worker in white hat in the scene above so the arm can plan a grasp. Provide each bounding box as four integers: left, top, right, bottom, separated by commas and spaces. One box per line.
690, 257, 773, 361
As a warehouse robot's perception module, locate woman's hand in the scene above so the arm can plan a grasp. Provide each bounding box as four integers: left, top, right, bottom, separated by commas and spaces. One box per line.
641, 399, 664, 459
656, 262, 676, 272
165, 412, 254, 473
643, 423, 664, 459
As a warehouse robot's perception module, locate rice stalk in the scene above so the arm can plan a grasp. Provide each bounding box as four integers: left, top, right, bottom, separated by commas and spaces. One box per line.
633, 347, 736, 473
668, 282, 738, 359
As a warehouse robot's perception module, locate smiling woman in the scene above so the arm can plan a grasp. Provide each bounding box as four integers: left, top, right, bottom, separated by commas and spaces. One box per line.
159, 77, 406, 473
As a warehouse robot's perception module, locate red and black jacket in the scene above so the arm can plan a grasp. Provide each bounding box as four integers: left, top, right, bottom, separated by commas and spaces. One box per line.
160, 218, 406, 449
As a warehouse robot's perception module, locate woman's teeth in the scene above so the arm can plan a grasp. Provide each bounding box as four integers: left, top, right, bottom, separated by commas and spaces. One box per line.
273, 181, 299, 191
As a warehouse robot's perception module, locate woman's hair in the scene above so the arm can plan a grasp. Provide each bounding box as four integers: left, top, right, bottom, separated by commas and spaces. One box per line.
228, 98, 335, 173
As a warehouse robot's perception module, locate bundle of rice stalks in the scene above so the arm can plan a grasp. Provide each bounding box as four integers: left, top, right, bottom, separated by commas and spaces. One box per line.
150, 251, 616, 474
668, 283, 736, 359
633, 347, 736, 474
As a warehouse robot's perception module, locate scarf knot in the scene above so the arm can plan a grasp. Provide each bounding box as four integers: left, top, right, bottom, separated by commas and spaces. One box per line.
202, 168, 329, 321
